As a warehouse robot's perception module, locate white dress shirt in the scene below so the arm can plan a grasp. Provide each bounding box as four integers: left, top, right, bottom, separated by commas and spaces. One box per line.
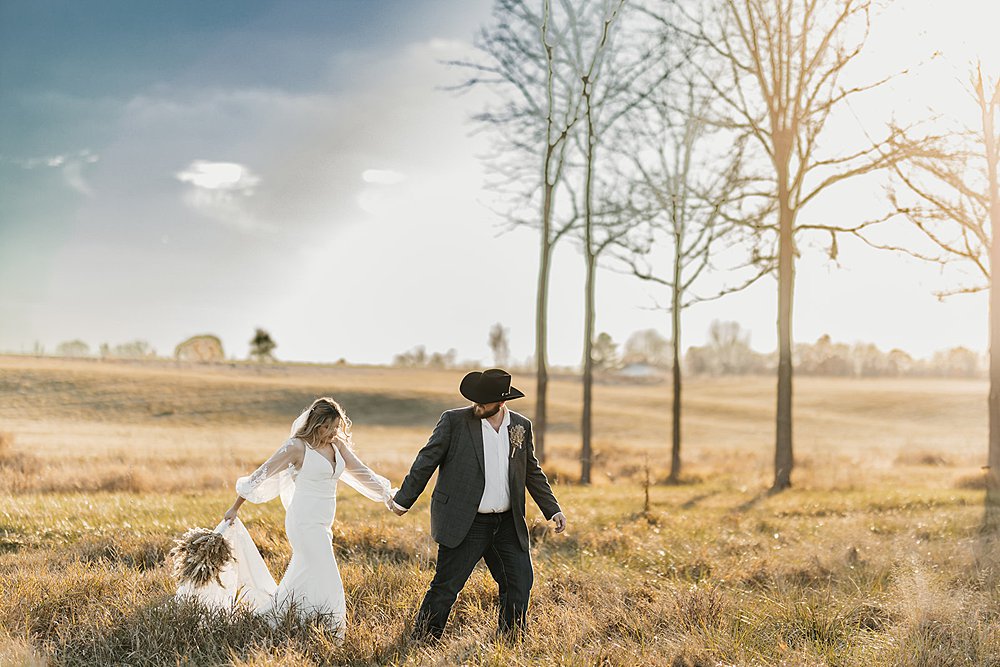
478, 407, 512, 513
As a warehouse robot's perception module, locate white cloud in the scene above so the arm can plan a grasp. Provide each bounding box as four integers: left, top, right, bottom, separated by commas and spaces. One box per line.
361, 168, 406, 185
19, 154, 64, 169
176, 160, 260, 192
8, 148, 98, 170
3, 149, 100, 196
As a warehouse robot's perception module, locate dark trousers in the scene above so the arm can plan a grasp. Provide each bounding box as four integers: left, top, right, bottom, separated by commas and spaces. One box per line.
413, 510, 533, 639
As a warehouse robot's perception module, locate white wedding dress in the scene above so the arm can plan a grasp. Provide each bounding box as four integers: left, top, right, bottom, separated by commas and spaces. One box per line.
176, 435, 396, 638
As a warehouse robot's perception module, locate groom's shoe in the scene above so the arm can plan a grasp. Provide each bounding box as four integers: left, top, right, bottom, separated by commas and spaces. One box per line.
409, 620, 443, 645
496, 625, 526, 645
409, 630, 442, 646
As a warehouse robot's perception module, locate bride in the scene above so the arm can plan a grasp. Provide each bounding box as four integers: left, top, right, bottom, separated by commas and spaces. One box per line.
177, 397, 397, 638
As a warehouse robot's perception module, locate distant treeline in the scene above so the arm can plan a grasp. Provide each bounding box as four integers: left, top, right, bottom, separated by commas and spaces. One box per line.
685, 331, 984, 379
577, 323, 986, 379
386, 321, 986, 380
46, 339, 156, 360
640, 322, 985, 379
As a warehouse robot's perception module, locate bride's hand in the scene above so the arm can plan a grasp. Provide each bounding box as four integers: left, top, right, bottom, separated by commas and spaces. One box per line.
223, 507, 239, 525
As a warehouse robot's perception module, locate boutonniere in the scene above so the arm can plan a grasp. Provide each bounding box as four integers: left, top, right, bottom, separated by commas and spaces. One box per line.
508, 424, 526, 459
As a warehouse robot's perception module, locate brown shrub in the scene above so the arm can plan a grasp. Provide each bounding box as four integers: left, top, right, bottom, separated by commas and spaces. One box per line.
0, 432, 39, 492
75, 536, 171, 571
95, 467, 156, 493
671, 583, 729, 632
894, 449, 952, 467
955, 471, 987, 490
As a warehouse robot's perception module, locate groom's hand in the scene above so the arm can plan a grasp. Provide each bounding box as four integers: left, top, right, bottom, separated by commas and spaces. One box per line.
551, 512, 567, 533
389, 496, 408, 516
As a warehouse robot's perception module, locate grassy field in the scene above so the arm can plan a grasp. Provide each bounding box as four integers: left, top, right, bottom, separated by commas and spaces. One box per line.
1, 355, 998, 666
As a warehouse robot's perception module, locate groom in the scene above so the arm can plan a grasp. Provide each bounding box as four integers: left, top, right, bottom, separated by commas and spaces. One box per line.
390, 368, 566, 640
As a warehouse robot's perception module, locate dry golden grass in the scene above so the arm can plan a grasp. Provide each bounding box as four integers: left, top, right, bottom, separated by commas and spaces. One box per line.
0, 355, 988, 492
1, 355, 998, 665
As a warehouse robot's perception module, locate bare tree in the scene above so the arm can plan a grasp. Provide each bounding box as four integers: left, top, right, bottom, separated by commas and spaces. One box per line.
573, 0, 635, 485
56, 340, 90, 358
707, 320, 757, 372
623, 328, 671, 366
488, 322, 511, 367
684, 321, 763, 375
685, 0, 922, 491
881, 62, 999, 529
449, 0, 592, 462
111, 340, 156, 359
429, 349, 459, 369
615, 65, 769, 483
394, 346, 427, 367
570, 0, 690, 484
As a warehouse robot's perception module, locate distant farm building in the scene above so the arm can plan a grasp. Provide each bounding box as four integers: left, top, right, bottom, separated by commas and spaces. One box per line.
174, 335, 225, 363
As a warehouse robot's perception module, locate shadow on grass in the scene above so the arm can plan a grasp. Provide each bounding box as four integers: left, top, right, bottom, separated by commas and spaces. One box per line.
730, 489, 772, 514
680, 490, 720, 510
0, 367, 459, 428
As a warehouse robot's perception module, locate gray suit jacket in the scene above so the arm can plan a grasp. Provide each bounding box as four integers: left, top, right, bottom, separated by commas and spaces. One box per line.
394, 406, 561, 551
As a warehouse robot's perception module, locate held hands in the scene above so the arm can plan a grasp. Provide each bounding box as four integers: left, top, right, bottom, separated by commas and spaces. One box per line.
551, 511, 567, 533
389, 494, 408, 516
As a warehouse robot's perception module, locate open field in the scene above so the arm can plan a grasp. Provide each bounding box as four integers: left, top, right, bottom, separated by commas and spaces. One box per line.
1, 355, 998, 665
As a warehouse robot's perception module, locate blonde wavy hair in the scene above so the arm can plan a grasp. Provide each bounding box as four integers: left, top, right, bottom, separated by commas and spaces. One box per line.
292, 397, 353, 449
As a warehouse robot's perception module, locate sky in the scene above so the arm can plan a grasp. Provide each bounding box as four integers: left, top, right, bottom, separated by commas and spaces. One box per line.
0, 0, 997, 366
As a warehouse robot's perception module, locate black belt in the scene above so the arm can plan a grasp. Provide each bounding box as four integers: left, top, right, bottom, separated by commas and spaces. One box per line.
476, 508, 512, 517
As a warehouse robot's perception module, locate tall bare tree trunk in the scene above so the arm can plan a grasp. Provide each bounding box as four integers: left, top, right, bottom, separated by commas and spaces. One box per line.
533, 0, 559, 465
669, 233, 683, 483
581, 252, 596, 484
774, 140, 795, 492
535, 181, 554, 464
580, 76, 596, 485
984, 86, 1000, 531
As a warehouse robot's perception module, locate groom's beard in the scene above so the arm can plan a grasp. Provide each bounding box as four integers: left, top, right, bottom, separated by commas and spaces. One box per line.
473, 404, 501, 419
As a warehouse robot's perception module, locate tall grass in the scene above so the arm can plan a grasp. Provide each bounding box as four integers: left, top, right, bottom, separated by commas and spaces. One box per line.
3, 485, 998, 665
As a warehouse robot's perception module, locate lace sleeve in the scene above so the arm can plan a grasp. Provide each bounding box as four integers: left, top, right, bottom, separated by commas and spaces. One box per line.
337, 441, 398, 508
235, 438, 304, 504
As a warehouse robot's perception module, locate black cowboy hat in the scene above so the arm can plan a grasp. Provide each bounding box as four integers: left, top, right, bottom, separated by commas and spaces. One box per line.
460, 368, 525, 404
